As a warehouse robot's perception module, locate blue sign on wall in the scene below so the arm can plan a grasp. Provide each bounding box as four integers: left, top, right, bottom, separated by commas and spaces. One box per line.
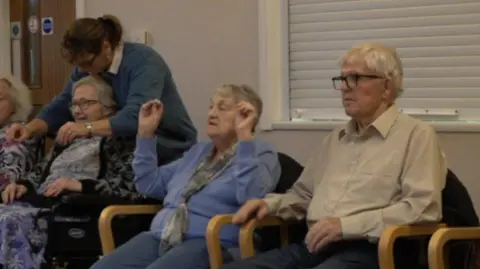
11, 22, 21, 39
42, 17, 53, 35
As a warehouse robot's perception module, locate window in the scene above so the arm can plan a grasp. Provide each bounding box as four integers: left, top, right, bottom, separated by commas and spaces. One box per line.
258, 0, 480, 132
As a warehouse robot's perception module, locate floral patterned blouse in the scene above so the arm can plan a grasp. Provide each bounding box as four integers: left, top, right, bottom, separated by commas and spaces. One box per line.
0, 125, 36, 190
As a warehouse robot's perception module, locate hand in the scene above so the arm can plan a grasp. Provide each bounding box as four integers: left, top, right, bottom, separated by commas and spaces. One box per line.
2, 183, 28, 204
232, 199, 270, 224
56, 122, 89, 145
235, 101, 257, 140
138, 99, 164, 137
6, 123, 32, 142
43, 178, 82, 197
305, 218, 343, 253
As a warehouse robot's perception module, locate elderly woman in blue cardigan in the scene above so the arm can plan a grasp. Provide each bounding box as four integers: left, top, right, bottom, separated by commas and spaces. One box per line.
91, 84, 281, 269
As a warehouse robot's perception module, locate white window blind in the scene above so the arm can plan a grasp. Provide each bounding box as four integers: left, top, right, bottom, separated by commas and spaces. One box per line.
288, 0, 480, 122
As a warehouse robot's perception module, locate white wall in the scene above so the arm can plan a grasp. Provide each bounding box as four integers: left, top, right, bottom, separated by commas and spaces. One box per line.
85, 0, 259, 140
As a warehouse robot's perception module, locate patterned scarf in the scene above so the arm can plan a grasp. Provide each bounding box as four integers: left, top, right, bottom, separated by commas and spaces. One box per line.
159, 145, 236, 253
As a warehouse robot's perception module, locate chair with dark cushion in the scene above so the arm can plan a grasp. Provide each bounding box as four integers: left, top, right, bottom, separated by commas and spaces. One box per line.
206, 152, 306, 269
426, 170, 479, 269
255, 152, 307, 252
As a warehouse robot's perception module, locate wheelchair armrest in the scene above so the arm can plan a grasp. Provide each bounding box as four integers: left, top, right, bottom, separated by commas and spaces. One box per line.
60, 193, 162, 207
60, 193, 129, 206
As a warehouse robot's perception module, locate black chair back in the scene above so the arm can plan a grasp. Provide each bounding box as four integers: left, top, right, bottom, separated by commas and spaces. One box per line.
256, 152, 307, 252
33, 135, 45, 163
441, 169, 478, 269
275, 152, 304, 193
442, 169, 479, 226
395, 169, 479, 269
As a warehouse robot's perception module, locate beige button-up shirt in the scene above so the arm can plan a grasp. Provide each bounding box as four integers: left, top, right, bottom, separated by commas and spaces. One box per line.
264, 105, 447, 239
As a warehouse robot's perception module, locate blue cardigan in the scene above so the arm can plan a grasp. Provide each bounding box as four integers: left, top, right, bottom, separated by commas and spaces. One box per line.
37, 42, 197, 162
133, 137, 281, 246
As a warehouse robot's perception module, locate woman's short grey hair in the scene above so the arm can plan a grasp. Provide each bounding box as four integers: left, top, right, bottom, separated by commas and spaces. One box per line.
72, 75, 116, 109
0, 74, 33, 122
215, 84, 263, 130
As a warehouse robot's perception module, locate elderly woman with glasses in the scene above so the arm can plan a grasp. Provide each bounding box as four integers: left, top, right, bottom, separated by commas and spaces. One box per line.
0, 75, 36, 190
91, 84, 282, 269
0, 75, 138, 269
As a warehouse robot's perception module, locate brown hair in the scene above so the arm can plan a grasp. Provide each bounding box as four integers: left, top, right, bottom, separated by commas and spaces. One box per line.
61, 14, 123, 63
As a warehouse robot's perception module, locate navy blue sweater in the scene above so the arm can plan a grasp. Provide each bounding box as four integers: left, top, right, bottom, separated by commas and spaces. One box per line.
38, 42, 197, 162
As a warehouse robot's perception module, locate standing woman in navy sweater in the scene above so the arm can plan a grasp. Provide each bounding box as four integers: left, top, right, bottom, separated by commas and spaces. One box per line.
90, 84, 281, 269
7, 14, 197, 163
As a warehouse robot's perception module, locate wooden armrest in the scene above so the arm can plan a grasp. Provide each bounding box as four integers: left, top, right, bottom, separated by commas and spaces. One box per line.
239, 216, 294, 258
99, 204, 161, 255
428, 227, 480, 269
378, 224, 446, 269
206, 214, 236, 269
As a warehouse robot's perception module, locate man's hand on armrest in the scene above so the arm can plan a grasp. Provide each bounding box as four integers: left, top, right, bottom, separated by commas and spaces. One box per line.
232, 199, 270, 224
305, 218, 343, 253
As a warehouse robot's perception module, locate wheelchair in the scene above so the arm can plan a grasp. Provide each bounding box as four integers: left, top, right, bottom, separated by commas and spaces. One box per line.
15, 136, 162, 269
26, 193, 161, 269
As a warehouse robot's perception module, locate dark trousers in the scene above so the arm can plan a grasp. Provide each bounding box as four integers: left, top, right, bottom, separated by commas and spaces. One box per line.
220, 240, 379, 269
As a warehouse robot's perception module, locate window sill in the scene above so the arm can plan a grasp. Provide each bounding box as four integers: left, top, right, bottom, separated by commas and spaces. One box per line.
268, 121, 480, 133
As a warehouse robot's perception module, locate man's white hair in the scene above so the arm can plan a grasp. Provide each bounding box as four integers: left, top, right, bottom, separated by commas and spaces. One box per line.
341, 42, 404, 97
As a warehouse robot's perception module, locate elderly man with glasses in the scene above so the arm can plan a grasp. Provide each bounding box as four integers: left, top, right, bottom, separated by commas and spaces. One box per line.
221, 42, 447, 269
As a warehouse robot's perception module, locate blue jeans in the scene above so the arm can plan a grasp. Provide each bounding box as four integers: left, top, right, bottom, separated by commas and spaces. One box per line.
90, 232, 233, 269
219, 240, 379, 269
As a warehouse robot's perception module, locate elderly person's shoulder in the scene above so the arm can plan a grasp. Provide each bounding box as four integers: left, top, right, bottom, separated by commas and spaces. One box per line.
236, 139, 277, 154
396, 112, 437, 135
327, 111, 438, 141
194, 139, 277, 155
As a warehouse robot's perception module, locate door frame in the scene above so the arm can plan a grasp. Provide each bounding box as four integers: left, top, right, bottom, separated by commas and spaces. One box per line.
3, 0, 84, 73
75, 0, 86, 18
1, 0, 11, 73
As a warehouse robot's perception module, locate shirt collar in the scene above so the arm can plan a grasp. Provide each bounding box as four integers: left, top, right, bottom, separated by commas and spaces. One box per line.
339, 104, 400, 140
107, 41, 124, 75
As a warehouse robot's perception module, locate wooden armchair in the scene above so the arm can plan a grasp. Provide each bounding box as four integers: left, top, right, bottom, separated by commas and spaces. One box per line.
99, 207, 252, 269
205, 215, 293, 269
98, 204, 162, 255
97, 152, 304, 268
425, 169, 480, 269
428, 227, 480, 269
206, 152, 304, 269
206, 215, 445, 269
378, 224, 446, 269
